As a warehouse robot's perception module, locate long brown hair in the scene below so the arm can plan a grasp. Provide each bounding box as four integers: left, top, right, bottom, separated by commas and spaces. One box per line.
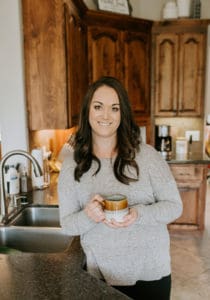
74, 76, 141, 184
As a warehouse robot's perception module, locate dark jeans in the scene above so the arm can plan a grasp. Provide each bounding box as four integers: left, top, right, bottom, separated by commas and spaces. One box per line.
113, 275, 171, 300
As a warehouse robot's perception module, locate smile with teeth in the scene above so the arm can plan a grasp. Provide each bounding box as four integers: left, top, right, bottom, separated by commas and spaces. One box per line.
98, 121, 112, 126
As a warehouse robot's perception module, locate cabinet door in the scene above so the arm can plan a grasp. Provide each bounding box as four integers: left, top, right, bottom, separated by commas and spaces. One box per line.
174, 187, 199, 225
153, 30, 206, 118
87, 26, 122, 82
123, 31, 150, 117
154, 33, 179, 117
64, 5, 88, 127
170, 164, 207, 230
22, 0, 68, 129
178, 33, 205, 116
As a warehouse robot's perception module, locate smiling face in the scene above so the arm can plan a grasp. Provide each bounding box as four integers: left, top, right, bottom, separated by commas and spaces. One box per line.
89, 85, 121, 140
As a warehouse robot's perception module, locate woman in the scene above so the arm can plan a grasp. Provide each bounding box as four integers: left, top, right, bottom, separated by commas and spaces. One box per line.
58, 76, 182, 300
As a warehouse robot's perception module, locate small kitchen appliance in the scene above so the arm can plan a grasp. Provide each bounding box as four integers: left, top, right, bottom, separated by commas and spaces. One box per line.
155, 125, 172, 160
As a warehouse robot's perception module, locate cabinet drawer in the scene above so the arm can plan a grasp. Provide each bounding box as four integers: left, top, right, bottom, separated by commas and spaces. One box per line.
170, 164, 203, 181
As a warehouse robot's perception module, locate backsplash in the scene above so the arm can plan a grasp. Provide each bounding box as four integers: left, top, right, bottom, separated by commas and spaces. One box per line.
29, 127, 77, 159
29, 117, 205, 160
155, 117, 204, 154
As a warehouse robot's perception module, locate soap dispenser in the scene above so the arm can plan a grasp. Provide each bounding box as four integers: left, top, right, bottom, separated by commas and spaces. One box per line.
7, 165, 20, 195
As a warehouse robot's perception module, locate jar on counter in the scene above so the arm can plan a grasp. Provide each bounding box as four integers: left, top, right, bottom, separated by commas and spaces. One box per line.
163, 1, 178, 19
176, 137, 188, 159
177, 0, 191, 18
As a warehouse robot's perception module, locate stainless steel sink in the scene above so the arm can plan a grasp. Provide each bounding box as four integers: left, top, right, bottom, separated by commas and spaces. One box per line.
10, 205, 60, 227
0, 226, 72, 253
0, 205, 73, 253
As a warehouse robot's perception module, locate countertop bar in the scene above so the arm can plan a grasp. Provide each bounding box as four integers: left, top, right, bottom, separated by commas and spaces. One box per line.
0, 174, 130, 300
166, 153, 210, 164
0, 237, 130, 300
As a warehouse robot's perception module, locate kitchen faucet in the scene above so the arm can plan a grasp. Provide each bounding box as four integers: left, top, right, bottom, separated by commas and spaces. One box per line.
0, 150, 43, 223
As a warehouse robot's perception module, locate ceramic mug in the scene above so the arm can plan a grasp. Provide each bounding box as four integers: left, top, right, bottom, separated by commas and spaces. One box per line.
103, 194, 128, 222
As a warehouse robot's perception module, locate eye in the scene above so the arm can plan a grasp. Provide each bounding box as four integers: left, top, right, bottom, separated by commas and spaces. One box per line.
93, 105, 102, 111
112, 106, 120, 112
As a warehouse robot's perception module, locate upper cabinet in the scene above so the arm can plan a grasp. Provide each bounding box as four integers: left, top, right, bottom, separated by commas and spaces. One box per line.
86, 11, 152, 123
87, 26, 122, 81
21, 2, 210, 135
22, 1, 152, 133
123, 30, 151, 118
22, 0, 67, 129
22, 0, 88, 130
64, 2, 88, 127
152, 20, 209, 117
22, 2, 153, 141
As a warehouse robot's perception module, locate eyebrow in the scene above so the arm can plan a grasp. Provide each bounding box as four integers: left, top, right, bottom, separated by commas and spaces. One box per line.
92, 100, 120, 106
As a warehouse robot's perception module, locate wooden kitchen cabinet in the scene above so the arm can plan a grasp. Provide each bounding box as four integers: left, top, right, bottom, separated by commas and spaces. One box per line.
22, 0, 67, 129
86, 11, 153, 141
152, 20, 209, 117
64, 2, 88, 127
123, 30, 151, 118
22, 0, 152, 134
169, 164, 208, 230
22, 0, 87, 130
87, 26, 151, 118
87, 26, 122, 82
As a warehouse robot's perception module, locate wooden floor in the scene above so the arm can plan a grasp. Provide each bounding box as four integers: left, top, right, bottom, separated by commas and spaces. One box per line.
170, 181, 210, 300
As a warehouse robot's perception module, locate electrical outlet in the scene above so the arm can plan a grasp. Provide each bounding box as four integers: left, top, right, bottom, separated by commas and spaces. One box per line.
185, 130, 200, 141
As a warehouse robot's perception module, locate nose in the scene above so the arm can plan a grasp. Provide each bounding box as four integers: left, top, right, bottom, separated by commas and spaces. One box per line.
102, 108, 109, 119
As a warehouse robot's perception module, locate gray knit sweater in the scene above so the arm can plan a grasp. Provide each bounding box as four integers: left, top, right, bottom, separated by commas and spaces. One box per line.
58, 143, 182, 286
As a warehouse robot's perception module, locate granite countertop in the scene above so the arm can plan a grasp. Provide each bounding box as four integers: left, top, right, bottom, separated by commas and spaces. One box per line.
0, 237, 130, 300
0, 174, 131, 300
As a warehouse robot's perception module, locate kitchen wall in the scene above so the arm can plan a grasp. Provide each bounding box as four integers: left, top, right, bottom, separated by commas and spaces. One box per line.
0, 0, 28, 157
84, 0, 164, 19
0, 0, 210, 157
155, 117, 204, 154
85, 0, 210, 19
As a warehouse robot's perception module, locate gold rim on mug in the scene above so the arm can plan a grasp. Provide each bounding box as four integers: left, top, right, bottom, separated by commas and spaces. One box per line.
103, 194, 128, 211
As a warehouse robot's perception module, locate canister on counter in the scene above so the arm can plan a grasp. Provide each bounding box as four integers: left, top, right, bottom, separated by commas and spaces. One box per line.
176, 137, 188, 159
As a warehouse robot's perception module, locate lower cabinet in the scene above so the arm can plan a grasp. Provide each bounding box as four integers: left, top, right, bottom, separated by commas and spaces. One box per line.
169, 164, 208, 230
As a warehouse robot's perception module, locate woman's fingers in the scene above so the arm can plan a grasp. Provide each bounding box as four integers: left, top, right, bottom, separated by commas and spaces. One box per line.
84, 194, 105, 222
103, 208, 138, 228
85, 195, 138, 227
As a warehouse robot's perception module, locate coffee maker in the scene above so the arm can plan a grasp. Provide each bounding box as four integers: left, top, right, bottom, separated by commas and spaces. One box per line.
155, 125, 172, 160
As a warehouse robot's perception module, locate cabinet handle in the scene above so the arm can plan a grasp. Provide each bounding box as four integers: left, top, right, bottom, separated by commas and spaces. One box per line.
179, 186, 199, 191
179, 173, 191, 176
179, 187, 191, 191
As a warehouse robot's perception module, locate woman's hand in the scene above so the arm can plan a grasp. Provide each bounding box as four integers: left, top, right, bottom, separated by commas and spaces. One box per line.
103, 207, 138, 228
84, 194, 105, 223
